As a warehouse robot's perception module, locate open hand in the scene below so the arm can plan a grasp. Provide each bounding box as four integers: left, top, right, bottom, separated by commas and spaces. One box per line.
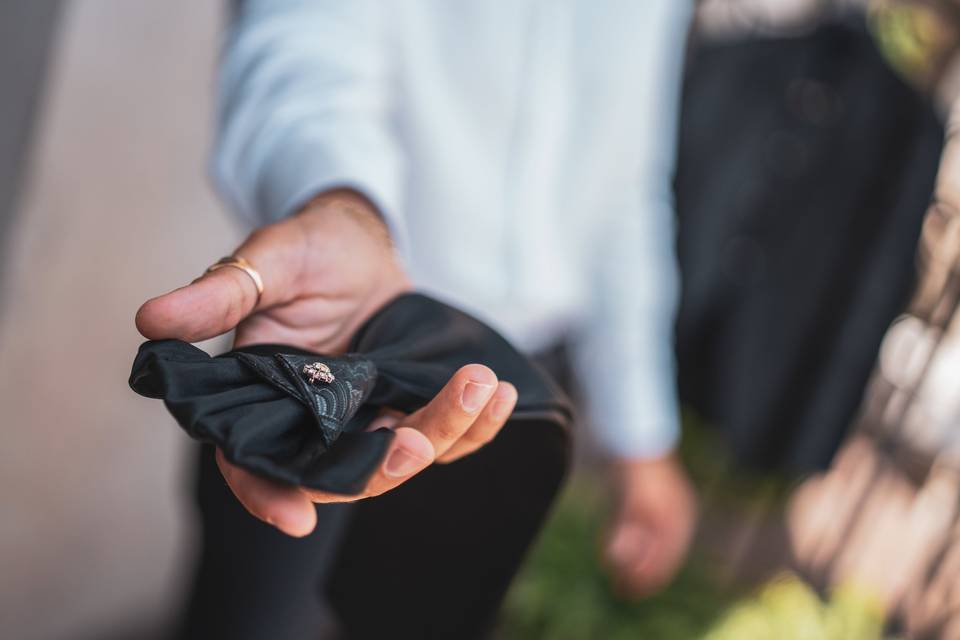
604, 454, 698, 598
136, 191, 517, 536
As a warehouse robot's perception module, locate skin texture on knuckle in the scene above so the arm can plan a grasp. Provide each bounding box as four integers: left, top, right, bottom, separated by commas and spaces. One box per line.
433, 413, 468, 441
419, 379, 470, 434
461, 427, 495, 447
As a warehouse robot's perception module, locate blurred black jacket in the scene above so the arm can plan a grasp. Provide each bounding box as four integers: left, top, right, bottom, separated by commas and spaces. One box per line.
674, 21, 943, 471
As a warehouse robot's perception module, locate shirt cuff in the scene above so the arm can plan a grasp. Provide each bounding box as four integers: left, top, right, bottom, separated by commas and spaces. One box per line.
571, 330, 681, 459
222, 122, 408, 254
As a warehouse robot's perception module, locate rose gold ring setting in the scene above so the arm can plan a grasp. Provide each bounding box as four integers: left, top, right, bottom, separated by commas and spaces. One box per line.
205, 255, 264, 307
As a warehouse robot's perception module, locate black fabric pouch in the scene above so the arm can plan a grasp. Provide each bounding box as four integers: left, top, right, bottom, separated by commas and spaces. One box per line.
129, 293, 572, 494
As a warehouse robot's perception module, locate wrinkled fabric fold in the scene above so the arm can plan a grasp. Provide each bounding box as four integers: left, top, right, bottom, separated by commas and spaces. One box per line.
129, 293, 572, 494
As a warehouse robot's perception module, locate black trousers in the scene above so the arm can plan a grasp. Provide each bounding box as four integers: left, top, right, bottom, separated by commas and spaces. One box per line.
176, 416, 569, 639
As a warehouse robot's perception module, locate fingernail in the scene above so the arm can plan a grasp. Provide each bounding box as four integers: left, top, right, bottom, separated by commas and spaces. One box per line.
461, 381, 494, 413
384, 447, 426, 478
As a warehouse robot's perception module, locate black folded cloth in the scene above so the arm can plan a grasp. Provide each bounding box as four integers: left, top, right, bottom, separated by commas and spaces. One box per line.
129, 293, 572, 494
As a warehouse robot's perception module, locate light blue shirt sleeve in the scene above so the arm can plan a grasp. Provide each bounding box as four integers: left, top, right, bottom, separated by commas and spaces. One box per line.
572, 0, 692, 459
214, 0, 693, 460
213, 0, 408, 249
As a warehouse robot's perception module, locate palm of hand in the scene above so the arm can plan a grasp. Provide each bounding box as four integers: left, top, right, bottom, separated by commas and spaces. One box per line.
137, 196, 410, 351
231, 204, 411, 353
135, 193, 515, 537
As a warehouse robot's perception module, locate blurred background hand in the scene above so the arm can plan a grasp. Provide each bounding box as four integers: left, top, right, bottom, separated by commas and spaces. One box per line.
604, 454, 698, 598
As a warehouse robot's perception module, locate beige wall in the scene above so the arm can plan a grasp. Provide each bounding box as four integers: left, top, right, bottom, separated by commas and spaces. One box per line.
0, 2, 238, 638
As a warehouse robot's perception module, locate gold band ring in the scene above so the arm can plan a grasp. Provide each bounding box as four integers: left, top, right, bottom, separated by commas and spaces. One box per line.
205, 255, 264, 307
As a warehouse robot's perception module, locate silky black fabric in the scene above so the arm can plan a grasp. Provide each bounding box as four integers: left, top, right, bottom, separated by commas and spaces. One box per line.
179, 411, 569, 639
165, 300, 573, 639
129, 293, 572, 495
176, 446, 350, 640
328, 412, 569, 639
674, 22, 942, 471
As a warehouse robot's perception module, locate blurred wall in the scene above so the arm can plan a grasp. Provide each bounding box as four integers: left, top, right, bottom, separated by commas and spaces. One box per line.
0, 2, 239, 638
0, 1, 62, 274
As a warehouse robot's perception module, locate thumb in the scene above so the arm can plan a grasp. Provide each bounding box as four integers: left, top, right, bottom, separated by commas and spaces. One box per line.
135, 219, 301, 342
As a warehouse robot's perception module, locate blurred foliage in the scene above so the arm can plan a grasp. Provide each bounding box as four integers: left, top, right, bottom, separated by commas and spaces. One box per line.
499, 476, 738, 639
498, 417, 896, 639
500, 475, 894, 639
705, 574, 892, 640
869, 1, 957, 89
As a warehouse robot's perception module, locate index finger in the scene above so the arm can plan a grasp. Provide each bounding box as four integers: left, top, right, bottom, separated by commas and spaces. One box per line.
404, 364, 498, 457
338, 364, 499, 500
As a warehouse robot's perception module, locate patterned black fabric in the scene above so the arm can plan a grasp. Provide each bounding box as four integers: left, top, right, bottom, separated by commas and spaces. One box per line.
129, 293, 572, 494
234, 351, 377, 447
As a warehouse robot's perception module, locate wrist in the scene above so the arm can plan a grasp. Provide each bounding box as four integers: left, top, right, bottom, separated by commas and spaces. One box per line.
614, 451, 678, 472
302, 187, 377, 215
612, 452, 686, 492
298, 188, 392, 246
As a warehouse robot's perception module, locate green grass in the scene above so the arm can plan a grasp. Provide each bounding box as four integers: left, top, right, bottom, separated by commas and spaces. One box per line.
499, 476, 739, 640
498, 418, 894, 639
